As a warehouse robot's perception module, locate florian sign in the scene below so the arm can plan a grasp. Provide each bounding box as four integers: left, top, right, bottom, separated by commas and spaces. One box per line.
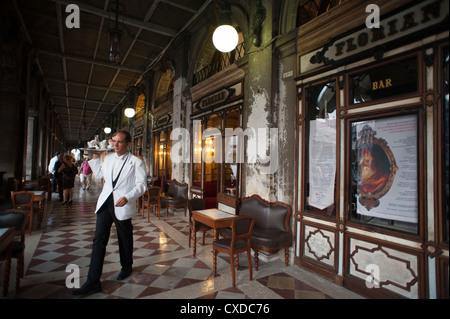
298, 0, 448, 75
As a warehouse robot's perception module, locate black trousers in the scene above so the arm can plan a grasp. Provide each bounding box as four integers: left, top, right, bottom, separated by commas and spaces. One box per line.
87, 193, 133, 283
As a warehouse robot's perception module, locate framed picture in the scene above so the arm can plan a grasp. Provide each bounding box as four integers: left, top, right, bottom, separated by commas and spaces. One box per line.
348, 113, 420, 233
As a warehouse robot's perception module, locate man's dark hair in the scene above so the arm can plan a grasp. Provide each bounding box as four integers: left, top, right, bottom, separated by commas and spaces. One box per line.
116, 130, 132, 143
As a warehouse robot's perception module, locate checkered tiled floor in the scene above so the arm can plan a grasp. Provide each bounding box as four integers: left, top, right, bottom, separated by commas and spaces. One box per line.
1, 177, 363, 300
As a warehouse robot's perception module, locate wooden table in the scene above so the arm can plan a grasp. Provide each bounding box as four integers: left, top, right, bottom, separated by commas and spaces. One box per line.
0, 227, 14, 296
191, 209, 236, 256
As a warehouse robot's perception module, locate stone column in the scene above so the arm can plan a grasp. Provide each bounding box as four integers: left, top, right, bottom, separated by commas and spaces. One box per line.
171, 36, 192, 184
242, 0, 276, 201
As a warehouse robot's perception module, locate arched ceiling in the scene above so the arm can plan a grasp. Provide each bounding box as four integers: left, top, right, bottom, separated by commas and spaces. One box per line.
10, 0, 213, 148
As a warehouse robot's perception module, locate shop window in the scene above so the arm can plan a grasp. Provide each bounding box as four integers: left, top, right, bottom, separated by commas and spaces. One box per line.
191, 106, 242, 207
133, 135, 142, 157
192, 120, 203, 188
153, 128, 172, 188
349, 56, 419, 105
204, 114, 221, 203
222, 108, 240, 195
303, 81, 337, 217
348, 112, 421, 235
441, 46, 449, 244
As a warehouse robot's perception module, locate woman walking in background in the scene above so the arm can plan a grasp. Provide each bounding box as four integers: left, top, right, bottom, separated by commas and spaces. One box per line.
58, 154, 78, 205
80, 156, 93, 190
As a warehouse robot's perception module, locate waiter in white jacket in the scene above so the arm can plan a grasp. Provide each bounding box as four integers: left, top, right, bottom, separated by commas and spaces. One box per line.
71, 130, 147, 296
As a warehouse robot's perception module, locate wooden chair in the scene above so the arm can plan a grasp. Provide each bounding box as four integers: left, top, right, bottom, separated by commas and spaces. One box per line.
213, 215, 254, 287
38, 177, 52, 202
11, 191, 36, 235
160, 180, 188, 219
22, 180, 38, 191
0, 209, 28, 293
188, 198, 212, 247
141, 186, 161, 221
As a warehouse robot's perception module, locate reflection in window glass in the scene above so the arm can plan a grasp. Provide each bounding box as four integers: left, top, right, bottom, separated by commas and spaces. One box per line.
191, 107, 242, 201
153, 129, 172, 188
223, 109, 239, 194
304, 81, 337, 217
350, 56, 418, 104
204, 114, 221, 198
349, 114, 419, 234
192, 120, 202, 187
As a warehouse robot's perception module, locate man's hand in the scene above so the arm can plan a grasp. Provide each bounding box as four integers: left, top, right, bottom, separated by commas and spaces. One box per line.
115, 196, 128, 207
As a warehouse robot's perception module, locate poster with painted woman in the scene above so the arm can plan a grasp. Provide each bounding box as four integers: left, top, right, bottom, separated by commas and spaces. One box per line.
354, 114, 418, 223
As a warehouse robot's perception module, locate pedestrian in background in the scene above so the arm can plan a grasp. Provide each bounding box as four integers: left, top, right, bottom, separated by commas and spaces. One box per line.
58, 154, 78, 205
80, 156, 93, 190
54, 153, 64, 201
48, 152, 60, 193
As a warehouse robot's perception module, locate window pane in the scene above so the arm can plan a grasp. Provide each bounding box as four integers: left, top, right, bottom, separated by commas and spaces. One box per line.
223, 108, 239, 194
349, 114, 419, 234
304, 81, 337, 217
158, 143, 165, 177
350, 56, 418, 104
204, 114, 220, 198
193, 120, 202, 187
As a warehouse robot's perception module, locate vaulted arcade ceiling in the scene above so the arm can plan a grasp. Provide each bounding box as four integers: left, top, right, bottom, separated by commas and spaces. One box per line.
12, 0, 212, 147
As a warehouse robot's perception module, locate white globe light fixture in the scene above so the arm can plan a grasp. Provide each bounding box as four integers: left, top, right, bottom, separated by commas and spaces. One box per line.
212, 24, 238, 53
104, 127, 111, 134
124, 107, 135, 118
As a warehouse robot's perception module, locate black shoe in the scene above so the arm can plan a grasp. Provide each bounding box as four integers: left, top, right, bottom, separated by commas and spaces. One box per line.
70, 281, 101, 296
117, 267, 132, 280
62, 201, 68, 205
68, 200, 73, 206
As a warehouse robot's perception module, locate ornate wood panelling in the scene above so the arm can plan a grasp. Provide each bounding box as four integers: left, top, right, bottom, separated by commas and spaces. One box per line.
304, 225, 335, 267
347, 236, 422, 299
300, 221, 338, 272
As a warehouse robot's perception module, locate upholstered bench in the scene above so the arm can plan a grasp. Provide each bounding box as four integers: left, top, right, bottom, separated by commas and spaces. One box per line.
160, 179, 188, 219
238, 194, 292, 270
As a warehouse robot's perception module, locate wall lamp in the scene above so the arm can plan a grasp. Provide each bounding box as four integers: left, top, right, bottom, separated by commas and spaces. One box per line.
123, 84, 145, 119
212, 0, 238, 53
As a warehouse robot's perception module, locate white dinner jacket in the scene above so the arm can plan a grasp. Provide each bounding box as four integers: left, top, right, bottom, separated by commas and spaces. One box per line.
89, 152, 147, 220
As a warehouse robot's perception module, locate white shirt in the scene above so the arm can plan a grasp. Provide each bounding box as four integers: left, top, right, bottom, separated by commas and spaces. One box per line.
48, 156, 58, 173
112, 152, 129, 182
